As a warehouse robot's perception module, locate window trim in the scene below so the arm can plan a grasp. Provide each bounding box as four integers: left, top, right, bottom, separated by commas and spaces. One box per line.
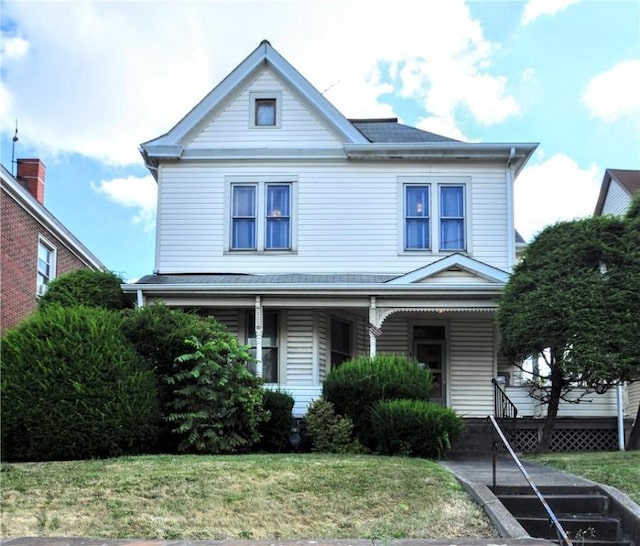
37, 236, 57, 296
225, 176, 297, 253
439, 184, 466, 252
398, 176, 470, 254
249, 91, 282, 129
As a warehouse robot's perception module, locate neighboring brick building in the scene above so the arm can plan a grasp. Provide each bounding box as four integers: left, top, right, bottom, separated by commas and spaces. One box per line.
1, 159, 105, 333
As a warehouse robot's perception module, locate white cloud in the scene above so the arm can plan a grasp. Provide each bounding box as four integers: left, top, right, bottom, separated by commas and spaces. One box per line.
91, 175, 157, 231
417, 115, 470, 142
521, 0, 580, 25
515, 153, 601, 241
0, 31, 29, 59
582, 60, 640, 122
0, 0, 518, 163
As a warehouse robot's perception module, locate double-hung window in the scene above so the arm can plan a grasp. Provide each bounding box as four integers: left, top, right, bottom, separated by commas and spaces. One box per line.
37, 238, 56, 296
402, 179, 467, 252
439, 186, 465, 251
230, 180, 293, 251
247, 311, 279, 383
405, 185, 430, 250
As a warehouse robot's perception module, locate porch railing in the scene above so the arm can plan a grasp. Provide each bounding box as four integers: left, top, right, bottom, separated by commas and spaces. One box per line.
492, 378, 518, 444
488, 415, 573, 546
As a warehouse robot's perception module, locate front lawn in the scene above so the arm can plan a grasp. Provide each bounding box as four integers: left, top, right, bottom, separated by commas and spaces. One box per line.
525, 450, 640, 504
0, 453, 497, 540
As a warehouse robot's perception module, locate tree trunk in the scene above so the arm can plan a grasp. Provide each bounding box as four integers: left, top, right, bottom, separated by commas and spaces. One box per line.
627, 403, 640, 450
537, 362, 563, 452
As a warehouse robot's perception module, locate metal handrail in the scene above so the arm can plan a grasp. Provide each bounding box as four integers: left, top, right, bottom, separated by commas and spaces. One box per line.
488, 414, 573, 546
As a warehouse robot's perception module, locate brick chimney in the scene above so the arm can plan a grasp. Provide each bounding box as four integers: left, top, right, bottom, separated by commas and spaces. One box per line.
16, 158, 46, 204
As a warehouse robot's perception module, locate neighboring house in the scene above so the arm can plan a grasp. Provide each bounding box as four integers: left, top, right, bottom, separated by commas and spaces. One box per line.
1, 159, 105, 333
594, 168, 640, 216
123, 40, 539, 423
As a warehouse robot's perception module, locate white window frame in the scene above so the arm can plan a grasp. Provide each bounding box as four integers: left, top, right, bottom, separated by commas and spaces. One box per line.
37, 236, 57, 296
439, 184, 466, 252
249, 91, 282, 129
225, 176, 297, 253
398, 176, 470, 254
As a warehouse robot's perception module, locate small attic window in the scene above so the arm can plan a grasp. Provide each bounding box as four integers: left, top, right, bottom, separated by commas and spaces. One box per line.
255, 99, 276, 126
250, 91, 282, 129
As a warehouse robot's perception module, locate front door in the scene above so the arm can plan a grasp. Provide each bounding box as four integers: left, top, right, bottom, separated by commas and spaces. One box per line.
415, 340, 446, 405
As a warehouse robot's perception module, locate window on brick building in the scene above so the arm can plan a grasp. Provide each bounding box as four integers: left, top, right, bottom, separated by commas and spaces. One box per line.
37, 238, 56, 296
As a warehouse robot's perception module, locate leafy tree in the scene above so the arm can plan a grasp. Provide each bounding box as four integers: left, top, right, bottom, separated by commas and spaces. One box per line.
38, 269, 130, 311
498, 215, 640, 451
165, 336, 267, 453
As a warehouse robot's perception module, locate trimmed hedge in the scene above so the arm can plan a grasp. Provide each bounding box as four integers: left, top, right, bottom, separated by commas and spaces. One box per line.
323, 354, 432, 446
38, 269, 130, 311
1, 305, 159, 461
258, 389, 295, 452
305, 399, 363, 454
370, 399, 464, 459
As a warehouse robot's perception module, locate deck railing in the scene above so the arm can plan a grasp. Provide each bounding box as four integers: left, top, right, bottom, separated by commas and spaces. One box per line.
488, 414, 573, 546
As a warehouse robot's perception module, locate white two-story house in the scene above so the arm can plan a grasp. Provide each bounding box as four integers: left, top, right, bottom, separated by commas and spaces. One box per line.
123, 40, 540, 422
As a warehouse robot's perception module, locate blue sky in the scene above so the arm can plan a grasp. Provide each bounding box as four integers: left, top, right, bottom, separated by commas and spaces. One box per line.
1, 0, 639, 281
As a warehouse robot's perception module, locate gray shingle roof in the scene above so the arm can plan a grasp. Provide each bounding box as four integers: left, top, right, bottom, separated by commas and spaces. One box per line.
350, 118, 460, 144
136, 273, 397, 285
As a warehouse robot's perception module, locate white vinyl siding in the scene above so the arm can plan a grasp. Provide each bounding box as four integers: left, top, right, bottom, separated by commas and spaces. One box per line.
602, 180, 634, 216
187, 70, 342, 149
448, 318, 495, 417
285, 309, 314, 384
155, 162, 511, 274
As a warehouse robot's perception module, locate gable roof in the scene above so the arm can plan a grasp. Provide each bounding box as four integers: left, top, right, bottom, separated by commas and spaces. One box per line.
140, 40, 538, 177
140, 40, 367, 163
350, 118, 459, 143
594, 168, 640, 215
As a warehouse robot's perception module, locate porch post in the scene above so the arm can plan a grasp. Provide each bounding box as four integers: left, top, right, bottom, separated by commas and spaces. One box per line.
254, 296, 263, 378
369, 297, 377, 358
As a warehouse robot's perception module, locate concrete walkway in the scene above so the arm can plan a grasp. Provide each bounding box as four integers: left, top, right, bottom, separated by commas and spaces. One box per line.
2, 456, 599, 546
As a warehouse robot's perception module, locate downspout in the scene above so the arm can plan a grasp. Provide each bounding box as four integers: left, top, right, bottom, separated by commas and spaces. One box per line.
136, 289, 145, 309
617, 383, 625, 451
254, 296, 264, 378
506, 147, 516, 270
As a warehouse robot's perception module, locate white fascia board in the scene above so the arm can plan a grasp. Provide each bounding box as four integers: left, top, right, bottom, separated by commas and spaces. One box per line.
388, 253, 509, 285
1, 167, 105, 270
179, 147, 346, 161
121, 282, 504, 297
344, 142, 538, 173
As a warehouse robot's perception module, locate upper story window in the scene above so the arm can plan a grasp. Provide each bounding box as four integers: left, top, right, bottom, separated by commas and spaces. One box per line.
250, 91, 282, 129
37, 238, 56, 296
439, 186, 465, 251
402, 179, 467, 253
229, 177, 295, 252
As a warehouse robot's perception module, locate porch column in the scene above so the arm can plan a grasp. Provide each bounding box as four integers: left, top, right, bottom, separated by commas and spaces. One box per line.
369, 297, 377, 358
254, 296, 263, 378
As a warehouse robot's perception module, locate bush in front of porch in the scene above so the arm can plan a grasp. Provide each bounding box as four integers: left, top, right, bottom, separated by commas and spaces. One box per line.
322, 354, 461, 456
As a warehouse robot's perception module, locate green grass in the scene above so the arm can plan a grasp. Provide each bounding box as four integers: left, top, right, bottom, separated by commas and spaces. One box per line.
0, 454, 497, 540
525, 451, 640, 504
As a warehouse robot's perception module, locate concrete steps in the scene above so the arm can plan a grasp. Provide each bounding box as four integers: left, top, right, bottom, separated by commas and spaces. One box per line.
495, 485, 635, 546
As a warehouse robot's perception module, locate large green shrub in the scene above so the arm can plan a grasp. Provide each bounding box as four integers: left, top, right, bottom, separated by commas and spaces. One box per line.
323, 354, 432, 446
258, 389, 295, 452
38, 269, 129, 311
305, 399, 363, 454
370, 399, 464, 459
121, 304, 230, 450
165, 336, 267, 454
1, 305, 159, 461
